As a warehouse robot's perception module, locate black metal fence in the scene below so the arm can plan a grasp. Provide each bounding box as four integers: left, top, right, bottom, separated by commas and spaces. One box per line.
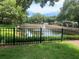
0, 27, 79, 45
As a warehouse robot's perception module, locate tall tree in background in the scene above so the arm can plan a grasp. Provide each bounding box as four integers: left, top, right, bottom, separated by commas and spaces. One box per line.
28, 13, 46, 23
57, 0, 79, 27
27, 13, 56, 24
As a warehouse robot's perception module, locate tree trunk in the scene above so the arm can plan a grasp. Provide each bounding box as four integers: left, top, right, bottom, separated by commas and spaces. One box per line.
1, 14, 3, 20
77, 21, 79, 28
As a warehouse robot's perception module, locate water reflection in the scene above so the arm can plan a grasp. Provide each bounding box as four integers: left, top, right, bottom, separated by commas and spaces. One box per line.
23, 24, 61, 37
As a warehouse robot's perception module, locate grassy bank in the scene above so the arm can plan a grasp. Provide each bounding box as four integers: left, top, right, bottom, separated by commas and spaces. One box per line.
0, 41, 79, 59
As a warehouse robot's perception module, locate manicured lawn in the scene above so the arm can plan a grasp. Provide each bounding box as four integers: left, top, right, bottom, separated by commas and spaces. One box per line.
0, 41, 79, 59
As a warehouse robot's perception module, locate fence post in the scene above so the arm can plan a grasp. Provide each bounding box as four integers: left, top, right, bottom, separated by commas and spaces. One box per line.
40, 28, 42, 43
61, 28, 64, 41
13, 28, 15, 45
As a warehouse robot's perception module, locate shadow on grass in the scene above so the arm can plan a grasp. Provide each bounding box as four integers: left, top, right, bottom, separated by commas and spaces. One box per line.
0, 41, 79, 59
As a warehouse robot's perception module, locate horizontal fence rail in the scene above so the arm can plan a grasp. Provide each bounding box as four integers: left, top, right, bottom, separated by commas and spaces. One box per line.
0, 27, 79, 45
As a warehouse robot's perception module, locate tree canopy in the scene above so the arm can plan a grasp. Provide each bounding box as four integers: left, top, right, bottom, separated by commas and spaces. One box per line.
27, 13, 56, 24
0, 0, 59, 24
16, 0, 59, 11
57, 0, 79, 27
57, 0, 79, 21
0, 0, 26, 24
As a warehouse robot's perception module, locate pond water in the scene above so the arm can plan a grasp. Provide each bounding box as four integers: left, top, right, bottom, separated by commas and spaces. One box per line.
24, 28, 61, 37
24, 24, 61, 37
42, 28, 61, 36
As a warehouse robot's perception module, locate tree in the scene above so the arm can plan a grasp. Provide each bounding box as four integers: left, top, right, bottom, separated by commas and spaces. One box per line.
57, 0, 79, 27
0, 0, 59, 24
0, 0, 17, 23
0, 0, 27, 24
16, 0, 59, 11
46, 16, 56, 23
27, 14, 56, 24
28, 13, 46, 23
66, 2, 79, 27
0, 0, 59, 11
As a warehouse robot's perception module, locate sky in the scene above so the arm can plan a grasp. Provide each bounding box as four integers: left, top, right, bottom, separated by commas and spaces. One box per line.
27, 0, 65, 16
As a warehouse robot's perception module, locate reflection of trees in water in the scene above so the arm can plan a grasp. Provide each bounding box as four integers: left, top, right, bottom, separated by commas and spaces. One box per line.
24, 28, 61, 37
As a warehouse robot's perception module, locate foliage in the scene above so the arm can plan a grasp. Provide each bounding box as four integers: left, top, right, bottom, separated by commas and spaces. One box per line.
16, 0, 59, 10
28, 14, 46, 23
57, 0, 79, 25
0, 0, 59, 24
27, 13, 56, 23
0, 0, 27, 24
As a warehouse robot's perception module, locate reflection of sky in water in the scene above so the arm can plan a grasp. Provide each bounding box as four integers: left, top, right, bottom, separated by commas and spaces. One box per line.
25, 28, 61, 37
42, 28, 61, 36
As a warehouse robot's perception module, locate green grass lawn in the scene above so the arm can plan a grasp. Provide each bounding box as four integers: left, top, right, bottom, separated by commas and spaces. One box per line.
0, 41, 79, 59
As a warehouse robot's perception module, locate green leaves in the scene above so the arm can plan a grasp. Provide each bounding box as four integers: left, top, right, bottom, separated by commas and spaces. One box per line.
29, 14, 45, 23
58, 0, 79, 21
28, 13, 56, 23
0, 0, 59, 24
16, 0, 59, 9
0, 0, 27, 24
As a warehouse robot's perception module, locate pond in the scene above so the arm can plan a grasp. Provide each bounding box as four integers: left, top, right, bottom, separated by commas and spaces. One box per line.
24, 28, 61, 37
